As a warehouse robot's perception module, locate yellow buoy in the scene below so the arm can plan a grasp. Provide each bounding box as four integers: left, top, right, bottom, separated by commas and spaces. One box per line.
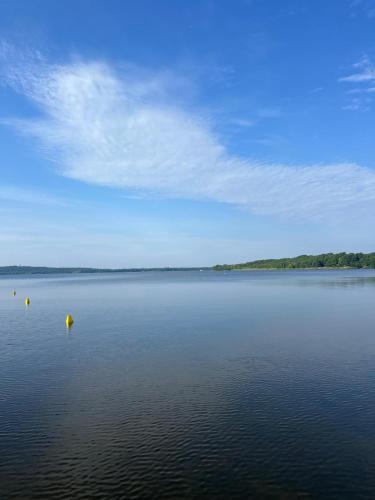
66, 314, 74, 327
12, 290, 16, 296
25, 297, 30, 306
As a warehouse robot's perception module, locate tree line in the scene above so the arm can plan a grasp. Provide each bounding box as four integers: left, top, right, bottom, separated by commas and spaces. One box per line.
213, 252, 375, 270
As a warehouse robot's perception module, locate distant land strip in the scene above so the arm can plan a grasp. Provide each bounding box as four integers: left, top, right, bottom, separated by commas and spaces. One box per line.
213, 252, 375, 270
0, 266, 211, 275
1, 253, 375, 275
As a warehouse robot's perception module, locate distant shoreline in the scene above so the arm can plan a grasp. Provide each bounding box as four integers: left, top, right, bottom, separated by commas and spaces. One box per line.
1, 253, 375, 275
0, 266, 374, 276
220, 266, 369, 271
213, 252, 375, 271
0, 266, 211, 276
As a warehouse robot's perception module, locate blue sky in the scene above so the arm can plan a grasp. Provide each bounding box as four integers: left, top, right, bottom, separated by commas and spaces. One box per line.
1, 0, 375, 267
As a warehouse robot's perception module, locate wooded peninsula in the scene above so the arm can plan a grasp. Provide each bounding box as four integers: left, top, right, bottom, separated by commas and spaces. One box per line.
213, 252, 375, 270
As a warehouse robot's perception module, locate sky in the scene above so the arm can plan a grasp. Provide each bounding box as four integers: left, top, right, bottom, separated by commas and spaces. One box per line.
0, 0, 375, 267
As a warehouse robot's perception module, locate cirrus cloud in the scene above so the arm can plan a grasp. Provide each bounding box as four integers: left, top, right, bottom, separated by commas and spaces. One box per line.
1, 44, 375, 220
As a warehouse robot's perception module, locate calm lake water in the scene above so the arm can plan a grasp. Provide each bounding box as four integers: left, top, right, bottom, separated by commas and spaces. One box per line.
1, 270, 375, 499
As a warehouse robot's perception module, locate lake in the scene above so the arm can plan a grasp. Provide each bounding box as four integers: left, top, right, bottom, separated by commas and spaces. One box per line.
1, 270, 375, 499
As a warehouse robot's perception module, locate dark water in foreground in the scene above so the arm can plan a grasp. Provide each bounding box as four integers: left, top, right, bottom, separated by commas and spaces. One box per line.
1, 270, 375, 499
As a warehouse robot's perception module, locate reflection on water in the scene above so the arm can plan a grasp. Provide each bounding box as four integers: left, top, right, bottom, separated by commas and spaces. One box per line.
0, 269, 375, 499
294, 275, 375, 289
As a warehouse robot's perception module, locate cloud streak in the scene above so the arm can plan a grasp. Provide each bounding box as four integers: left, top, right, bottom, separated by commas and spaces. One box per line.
1, 45, 375, 219
339, 55, 375, 83
339, 55, 375, 110
350, 0, 375, 19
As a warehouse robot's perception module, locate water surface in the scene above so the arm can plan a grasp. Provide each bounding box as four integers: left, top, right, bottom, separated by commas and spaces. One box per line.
1, 270, 375, 499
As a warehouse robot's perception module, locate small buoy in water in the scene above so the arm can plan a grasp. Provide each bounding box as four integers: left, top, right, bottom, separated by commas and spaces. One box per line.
66, 314, 74, 327
12, 290, 16, 296
25, 297, 30, 306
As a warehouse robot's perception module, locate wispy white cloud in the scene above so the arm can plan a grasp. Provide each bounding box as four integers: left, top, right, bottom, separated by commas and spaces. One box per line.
350, 0, 375, 18
230, 117, 256, 127
339, 55, 375, 110
339, 55, 375, 83
1, 45, 375, 220
346, 86, 375, 94
257, 107, 283, 118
